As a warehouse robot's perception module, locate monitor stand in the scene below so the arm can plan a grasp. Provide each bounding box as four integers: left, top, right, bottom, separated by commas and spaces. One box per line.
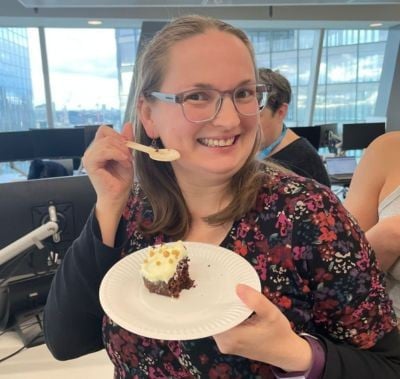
13, 307, 45, 348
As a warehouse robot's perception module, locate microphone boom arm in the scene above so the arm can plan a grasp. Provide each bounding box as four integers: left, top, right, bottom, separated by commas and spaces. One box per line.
0, 221, 59, 266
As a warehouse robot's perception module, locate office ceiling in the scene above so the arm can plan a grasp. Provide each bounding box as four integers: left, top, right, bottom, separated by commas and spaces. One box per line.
0, 0, 399, 29
16, 0, 400, 7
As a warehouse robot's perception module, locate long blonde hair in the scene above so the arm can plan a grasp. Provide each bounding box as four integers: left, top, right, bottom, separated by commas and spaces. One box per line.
132, 15, 269, 239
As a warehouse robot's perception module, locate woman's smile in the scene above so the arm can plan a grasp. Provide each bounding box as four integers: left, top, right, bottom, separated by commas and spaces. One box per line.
197, 135, 237, 147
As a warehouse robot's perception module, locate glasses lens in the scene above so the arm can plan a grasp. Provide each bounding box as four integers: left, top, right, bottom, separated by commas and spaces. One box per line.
181, 89, 220, 122
234, 84, 268, 116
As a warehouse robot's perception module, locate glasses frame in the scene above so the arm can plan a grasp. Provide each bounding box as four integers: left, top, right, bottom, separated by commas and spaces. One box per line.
147, 83, 271, 124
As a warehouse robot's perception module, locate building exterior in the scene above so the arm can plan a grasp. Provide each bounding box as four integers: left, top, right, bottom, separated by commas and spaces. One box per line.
0, 27, 35, 132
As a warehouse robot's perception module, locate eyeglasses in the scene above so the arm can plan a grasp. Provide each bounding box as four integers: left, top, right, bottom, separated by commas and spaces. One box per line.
147, 83, 271, 123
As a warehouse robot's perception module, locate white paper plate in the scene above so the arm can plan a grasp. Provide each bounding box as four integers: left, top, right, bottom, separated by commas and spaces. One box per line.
99, 241, 261, 340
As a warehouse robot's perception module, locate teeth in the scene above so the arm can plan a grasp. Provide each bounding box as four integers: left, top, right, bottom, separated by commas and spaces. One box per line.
199, 137, 235, 147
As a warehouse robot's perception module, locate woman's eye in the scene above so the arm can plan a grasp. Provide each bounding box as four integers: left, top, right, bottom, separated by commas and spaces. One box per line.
184, 91, 210, 102
236, 88, 254, 99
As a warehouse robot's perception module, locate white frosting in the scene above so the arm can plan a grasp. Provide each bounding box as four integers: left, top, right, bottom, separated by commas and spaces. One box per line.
140, 241, 187, 283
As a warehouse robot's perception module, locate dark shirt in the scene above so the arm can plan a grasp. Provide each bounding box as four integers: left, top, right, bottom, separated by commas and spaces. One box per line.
44, 169, 400, 379
270, 137, 331, 187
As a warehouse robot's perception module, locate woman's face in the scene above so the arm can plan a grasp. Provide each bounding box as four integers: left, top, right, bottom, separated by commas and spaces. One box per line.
141, 30, 259, 183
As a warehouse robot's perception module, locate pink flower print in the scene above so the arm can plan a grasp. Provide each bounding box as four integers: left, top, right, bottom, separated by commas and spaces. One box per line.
320, 227, 337, 242
275, 211, 290, 236
237, 221, 251, 238
167, 341, 182, 357
148, 367, 169, 379
234, 240, 248, 256
255, 254, 267, 280
293, 246, 305, 260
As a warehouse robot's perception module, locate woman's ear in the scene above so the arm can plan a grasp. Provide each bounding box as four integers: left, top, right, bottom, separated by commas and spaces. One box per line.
137, 97, 160, 139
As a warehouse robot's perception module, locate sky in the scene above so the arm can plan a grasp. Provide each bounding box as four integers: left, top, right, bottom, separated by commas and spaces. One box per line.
28, 28, 120, 110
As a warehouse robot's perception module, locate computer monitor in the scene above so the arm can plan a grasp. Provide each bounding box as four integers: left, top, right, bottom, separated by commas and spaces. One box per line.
30, 128, 86, 159
290, 126, 321, 150
74, 124, 113, 148
0, 175, 96, 345
0, 131, 34, 162
315, 123, 340, 148
341, 122, 385, 151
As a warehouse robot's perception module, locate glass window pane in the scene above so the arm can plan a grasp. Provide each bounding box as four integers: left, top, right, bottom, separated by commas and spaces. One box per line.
326, 30, 358, 46
326, 83, 357, 122
45, 28, 121, 130
326, 45, 358, 83
271, 50, 297, 86
272, 30, 296, 51
313, 87, 326, 124
0, 27, 44, 132
357, 82, 379, 120
286, 86, 296, 126
296, 86, 308, 126
116, 28, 141, 120
299, 30, 315, 50
358, 42, 385, 82
298, 49, 312, 86
318, 48, 327, 85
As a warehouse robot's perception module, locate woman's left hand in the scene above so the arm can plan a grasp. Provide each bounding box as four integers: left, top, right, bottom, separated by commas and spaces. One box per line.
213, 284, 312, 372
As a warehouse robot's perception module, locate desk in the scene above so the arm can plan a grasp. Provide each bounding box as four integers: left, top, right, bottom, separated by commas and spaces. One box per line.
0, 331, 113, 379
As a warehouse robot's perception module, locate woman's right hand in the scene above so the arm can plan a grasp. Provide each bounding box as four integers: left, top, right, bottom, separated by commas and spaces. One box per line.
82, 123, 134, 246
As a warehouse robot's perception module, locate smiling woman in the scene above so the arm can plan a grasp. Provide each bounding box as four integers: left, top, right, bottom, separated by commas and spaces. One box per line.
43, 14, 400, 379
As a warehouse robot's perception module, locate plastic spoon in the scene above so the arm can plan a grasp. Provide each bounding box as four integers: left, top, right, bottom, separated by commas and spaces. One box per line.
125, 141, 180, 162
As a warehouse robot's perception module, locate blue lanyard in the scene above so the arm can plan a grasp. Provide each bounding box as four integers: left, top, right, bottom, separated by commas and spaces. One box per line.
258, 124, 288, 160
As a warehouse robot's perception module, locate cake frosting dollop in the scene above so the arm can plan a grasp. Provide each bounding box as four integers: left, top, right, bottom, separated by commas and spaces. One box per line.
140, 240, 188, 283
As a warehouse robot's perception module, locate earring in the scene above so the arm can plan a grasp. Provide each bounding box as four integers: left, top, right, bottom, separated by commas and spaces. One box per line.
151, 138, 159, 151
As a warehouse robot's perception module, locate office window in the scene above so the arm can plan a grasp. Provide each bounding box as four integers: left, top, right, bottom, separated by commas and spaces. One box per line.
248, 29, 315, 126
325, 45, 358, 84
45, 29, 121, 129
0, 27, 140, 182
248, 27, 387, 126
358, 42, 385, 82
314, 29, 387, 124
0, 27, 43, 132
116, 28, 141, 121
272, 50, 298, 86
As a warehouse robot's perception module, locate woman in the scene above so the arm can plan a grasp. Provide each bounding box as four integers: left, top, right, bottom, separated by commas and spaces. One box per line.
44, 15, 400, 378
345, 131, 400, 318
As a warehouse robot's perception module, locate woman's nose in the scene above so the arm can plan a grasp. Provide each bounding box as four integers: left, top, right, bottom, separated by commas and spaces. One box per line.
212, 95, 240, 127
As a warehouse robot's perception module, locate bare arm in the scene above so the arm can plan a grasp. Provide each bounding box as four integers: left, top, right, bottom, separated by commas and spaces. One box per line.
344, 142, 384, 231
345, 132, 400, 272
366, 215, 400, 271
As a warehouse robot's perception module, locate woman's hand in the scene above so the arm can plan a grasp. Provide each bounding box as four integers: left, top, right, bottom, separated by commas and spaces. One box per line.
213, 284, 312, 373
82, 123, 134, 246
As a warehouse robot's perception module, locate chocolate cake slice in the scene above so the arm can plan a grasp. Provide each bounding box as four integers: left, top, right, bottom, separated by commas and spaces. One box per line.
141, 241, 194, 298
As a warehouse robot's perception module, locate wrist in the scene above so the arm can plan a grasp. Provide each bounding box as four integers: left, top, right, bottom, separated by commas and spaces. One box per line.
271, 334, 325, 379
95, 203, 123, 247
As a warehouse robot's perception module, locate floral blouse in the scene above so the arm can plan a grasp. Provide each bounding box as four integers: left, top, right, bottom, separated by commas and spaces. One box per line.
102, 169, 397, 379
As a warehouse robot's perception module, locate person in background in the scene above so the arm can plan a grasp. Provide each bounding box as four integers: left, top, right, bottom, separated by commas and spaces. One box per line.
258, 68, 331, 187
43, 15, 400, 379
27, 158, 70, 179
345, 131, 400, 318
